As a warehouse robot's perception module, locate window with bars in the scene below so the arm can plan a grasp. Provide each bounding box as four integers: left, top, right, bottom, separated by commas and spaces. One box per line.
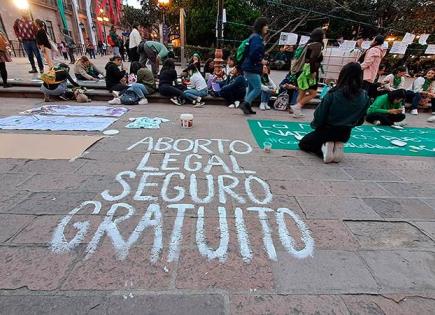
45, 20, 56, 42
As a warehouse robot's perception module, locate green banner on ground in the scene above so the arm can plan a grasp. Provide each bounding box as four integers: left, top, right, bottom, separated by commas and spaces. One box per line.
247, 119, 435, 158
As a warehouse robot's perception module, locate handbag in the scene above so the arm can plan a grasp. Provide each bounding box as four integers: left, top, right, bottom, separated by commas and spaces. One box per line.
273, 92, 290, 111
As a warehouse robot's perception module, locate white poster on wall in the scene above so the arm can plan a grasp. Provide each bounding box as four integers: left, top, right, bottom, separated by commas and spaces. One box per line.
361, 41, 371, 49
419, 34, 430, 45
389, 41, 408, 54
402, 32, 416, 44
339, 40, 356, 51
425, 44, 435, 55
278, 32, 298, 45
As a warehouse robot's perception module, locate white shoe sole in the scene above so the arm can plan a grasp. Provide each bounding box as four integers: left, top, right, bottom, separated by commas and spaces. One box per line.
322, 142, 335, 163
333, 142, 344, 163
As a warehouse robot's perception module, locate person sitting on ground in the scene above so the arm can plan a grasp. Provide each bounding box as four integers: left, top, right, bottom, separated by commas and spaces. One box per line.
105, 55, 127, 94
260, 64, 277, 110
381, 66, 406, 93
130, 61, 157, 95
189, 53, 201, 72
203, 58, 215, 81
174, 64, 208, 107
278, 71, 298, 109
40, 63, 80, 102
108, 82, 149, 105
225, 55, 236, 76
207, 65, 226, 96
405, 68, 435, 116
366, 89, 407, 126
74, 56, 103, 81
298, 62, 370, 164
159, 59, 186, 104
218, 65, 246, 108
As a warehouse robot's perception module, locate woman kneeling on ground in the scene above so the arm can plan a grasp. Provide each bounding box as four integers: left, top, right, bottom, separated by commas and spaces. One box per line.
299, 62, 370, 164
74, 56, 103, 80
366, 89, 406, 127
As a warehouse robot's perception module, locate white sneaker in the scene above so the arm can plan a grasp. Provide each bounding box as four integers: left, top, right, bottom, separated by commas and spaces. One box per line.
196, 96, 202, 103
333, 142, 345, 163
391, 124, 404, 130
427, 115, 435, 123
259, 103, 267, 110
193, 102, 205, 108
410, 109, 418, 115
373, 120, 381, 126
265, 103, 271, 110
234, 101, 240, 108
170, 98, 183, 106
291, 104, 304, 118
108, 97, 121, 105
138, 98, 148, 105
228, 104, 235, 108
112, 91, 119, 98
321, 142, 335, 164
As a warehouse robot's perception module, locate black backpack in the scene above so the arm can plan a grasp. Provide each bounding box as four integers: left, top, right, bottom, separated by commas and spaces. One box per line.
120, 90, 140, 105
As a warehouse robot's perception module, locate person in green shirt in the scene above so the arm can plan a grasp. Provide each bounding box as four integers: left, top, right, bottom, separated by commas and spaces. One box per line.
138, 40, 169, 77
299, 62, 370, 163
366, 89, 406, 126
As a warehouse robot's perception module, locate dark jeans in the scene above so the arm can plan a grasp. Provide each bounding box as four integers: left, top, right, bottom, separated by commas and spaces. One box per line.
366, 113, 406, 126
22, 40, 43, 71
0, 62, 7, 84
88, 49, 96, 59
299, 126, 352, 158
406, 90, 435, 111
363, 80, 381, 99
159, 84, 184, 98
219, 86, 245, 105
68, 48, 75, 63
129, 47, 140, 62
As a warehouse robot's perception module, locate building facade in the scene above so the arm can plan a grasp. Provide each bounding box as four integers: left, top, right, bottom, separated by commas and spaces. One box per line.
0, 0, 122, 49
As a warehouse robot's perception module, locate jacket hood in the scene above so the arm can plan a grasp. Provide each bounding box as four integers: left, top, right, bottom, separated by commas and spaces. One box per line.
105, 62, 117, 70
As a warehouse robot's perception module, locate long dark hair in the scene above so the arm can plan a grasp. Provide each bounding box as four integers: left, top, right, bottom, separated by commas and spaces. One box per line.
130, 61, 142, 75
253, 17, 268, 34
330, 62, 363, 99
308, 28, 325, 45
161, 58, 175, 72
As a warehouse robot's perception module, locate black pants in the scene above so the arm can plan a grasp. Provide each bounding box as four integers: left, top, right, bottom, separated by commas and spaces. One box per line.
159, 84, 184, 98
0, 62, 7, 85
219, 85, 246, 105
299, 126, 352, 157
366, 113, 405, 126
363, 80, 380, 99
68, 48, 75, 63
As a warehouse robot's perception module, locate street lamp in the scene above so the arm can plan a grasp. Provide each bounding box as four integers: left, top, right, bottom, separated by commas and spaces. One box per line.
14, 0, 34, 20
97, 9, 110, 45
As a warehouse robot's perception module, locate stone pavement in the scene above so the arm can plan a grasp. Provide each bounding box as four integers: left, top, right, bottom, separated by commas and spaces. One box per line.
0, 97, 435, 315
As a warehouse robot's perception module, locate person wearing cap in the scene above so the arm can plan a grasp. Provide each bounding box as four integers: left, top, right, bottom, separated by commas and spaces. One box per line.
359, 35, 387, 94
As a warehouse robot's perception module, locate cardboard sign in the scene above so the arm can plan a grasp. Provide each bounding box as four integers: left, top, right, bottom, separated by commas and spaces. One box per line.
419, 34, 430, 45
339, 40, 356, 51
402, 32, 416, 44
299, 35, 309, 45
425, 44, 435, 55
389, 41, 408, 55
279, 32, 298, 45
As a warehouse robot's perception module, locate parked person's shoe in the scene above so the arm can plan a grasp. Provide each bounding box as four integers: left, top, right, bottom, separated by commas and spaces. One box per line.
427, 115, 435, 123
234, 101, 240, 108
29, 69, 38, 74
228, 103, 235, 108
333, 142, 345, 163
373, 120, 381, 126
138, 98, 148, 105
410, 109, 418, 115
108, 98, 121, 105
259, 102, 267, 110
239, 102, 252, 115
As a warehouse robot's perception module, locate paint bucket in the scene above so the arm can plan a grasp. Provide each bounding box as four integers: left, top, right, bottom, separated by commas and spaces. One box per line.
180, 113, 193, 128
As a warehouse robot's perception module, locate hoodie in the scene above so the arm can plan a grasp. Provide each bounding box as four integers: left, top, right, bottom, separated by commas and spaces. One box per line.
105, 61, 126, 91
360, 45, 386, 83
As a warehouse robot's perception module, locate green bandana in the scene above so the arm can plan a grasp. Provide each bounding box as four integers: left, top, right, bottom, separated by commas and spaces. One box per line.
422, 78, 432, 91
393, 76, 402, 89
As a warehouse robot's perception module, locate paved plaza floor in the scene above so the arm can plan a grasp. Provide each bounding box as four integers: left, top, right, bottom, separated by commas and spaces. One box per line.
0, 69, 435, 314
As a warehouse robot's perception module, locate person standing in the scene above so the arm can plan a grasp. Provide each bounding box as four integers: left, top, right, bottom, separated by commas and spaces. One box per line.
60, 41, 68, 61
239, 17, 269, 115
299, 63, 370, 163
34, 19, 53, 69
85, 38, 96, 59
13, 13, 44, 73
129, 24, 142, 62
109, 26, 120, 56
138, 40, 169, 77
290, 28, 325, 118
360, 35, 386, 94
0, 31, 12, 88
64, 34, 76, 64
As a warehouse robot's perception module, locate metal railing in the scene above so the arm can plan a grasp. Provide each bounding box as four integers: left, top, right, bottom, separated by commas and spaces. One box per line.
8, 40, 89, 58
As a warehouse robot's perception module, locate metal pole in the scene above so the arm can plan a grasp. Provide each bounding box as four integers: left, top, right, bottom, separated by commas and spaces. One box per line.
180, 8, 186, 67
216, 0, 224, 48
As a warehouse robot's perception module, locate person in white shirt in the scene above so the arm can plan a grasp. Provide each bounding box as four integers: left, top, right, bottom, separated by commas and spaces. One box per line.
129, 24, 142, 62
178, 64, 208, 107
406, 68, 435, 115
260, 64, 277, 110
382, 66, 406, 91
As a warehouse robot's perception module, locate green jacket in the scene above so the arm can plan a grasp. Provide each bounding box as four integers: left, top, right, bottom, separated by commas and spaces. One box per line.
367, 94, 402, 114
311, 89, 370, 129
137, 68, 156, 94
